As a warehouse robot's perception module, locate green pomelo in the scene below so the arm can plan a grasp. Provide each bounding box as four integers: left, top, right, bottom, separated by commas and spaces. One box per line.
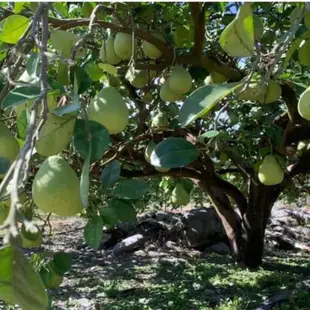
15, 95, 58, 115
238, 82, 266, 102
142, 91, 153, 102
151, 112, 169, 129
32, 155, 83, 216
0, 122, 20, 178
168, 66, 192, 94
129, 70, 149, 88
35, 113, 76, 157
298, 39, 310, 66
263, 80, 281, 104
159, 80, 185, 102
171, 183, 190, 205
298, 86, 310, 121
204, 71, 227, 85
142, 32, 165, 59
227, 111, 238, 125
99, 36, 121, 65
258, 154, 284, 186
20, 225, 43, 248
114, 32, 133, 59
87, 87, 129, 134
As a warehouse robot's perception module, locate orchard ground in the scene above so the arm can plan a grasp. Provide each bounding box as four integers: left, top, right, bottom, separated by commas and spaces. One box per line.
2, 209, 309, 310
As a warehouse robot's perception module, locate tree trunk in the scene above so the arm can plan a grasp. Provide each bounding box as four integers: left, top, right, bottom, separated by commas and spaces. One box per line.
197, 178, 282, 269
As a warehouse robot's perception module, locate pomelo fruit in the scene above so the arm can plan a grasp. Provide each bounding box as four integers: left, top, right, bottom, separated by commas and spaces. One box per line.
114, 32, 134, 59
159, 80, 185, 102
20, 225, 43, 248
99, 36, 121, 65
129, 70, 149, 88
35, 113, 76, 157
32, 155, 83, 216
168, 66, 192, 94
258, 154, 284, 186
171, 183, 190, 205
87, 87, 129, 134
142, 32, 165, 59
298, 39, 310, 66
298, 86, 310, 121
204, 71, 227, 85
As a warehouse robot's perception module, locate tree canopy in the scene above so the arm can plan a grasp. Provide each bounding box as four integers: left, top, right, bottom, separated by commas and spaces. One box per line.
1, 2, 310, 309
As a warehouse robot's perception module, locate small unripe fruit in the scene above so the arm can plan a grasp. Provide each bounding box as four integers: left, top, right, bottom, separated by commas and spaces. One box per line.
168, 66, 192, 94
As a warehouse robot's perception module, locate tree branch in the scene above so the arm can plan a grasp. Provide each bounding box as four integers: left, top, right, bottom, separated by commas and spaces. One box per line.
190, 3, 206, 58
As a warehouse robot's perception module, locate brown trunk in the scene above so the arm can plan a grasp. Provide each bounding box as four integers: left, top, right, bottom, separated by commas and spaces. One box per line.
197, 177, 282, 269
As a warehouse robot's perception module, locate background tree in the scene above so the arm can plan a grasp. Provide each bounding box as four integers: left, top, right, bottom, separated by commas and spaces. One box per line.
1, 2, 310, 308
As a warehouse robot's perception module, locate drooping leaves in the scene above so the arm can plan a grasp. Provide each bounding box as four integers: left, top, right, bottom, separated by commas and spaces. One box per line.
179, 82, 242, 126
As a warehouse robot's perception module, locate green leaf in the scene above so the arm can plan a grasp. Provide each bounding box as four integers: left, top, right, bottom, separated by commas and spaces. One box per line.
26, 52, 40, 79
53, 2, 68, 17
84, 62, 104, 81
100, 160, 121, 190
80, 151, 90, 208
198, 130, 220, 142
14, 2, 28, 13
108, 199, 137, 222
51, 252, 72, 276
99, 207, 118, 226
98, 63, 117, 77
0, 245, 48, 310
180, 178, 194, 194
113, 179, 149, 200
0, 15, 29, 44
70, 66, 92, 94
150, 137, 199, 168
73, 119, 110, 163
179, 82, 242, 126
83, 215, 103, 250
1, 86, 41, 109
0, 156, 10, 174
53, 102, 81, 117
16, 109, 28, 140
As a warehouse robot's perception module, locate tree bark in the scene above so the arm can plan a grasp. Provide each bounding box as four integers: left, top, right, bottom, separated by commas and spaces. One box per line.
197, 176, 283, 269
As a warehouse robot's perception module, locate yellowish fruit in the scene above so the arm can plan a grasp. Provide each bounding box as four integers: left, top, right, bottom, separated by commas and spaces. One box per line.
20, 225, 43, 248
151, 112, 169, 129
32, 155, 83, 216
298, 86, 310, 121
160, 80, 185, 102
204, 71, 227, 85
99, 37, 121, 65
129, 70, 149, 88
298, 39, 310, 67
171, 183, 190, 205
168, 66, 192, 94
263, 80, 281, 104
0, 122, 20, 178
88, 87, 129, 134
15, 95, 58, 115
142, 32, 165, 59
258, 155, 284, 186
35, 113, 76, 157
81, 2, 94, 18
114, 32, 133, 59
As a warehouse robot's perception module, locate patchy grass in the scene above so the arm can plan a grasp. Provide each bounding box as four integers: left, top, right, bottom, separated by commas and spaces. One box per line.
51, 245, 310, 310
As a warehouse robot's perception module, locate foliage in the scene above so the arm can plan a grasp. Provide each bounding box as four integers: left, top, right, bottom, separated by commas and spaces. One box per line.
0, 1, 310, 308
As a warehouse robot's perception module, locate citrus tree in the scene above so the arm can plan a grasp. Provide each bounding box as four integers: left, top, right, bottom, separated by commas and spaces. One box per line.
1, 2, 310, 308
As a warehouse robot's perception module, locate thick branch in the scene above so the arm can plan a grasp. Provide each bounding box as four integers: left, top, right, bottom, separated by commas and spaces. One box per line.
190, 3, 206, 58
